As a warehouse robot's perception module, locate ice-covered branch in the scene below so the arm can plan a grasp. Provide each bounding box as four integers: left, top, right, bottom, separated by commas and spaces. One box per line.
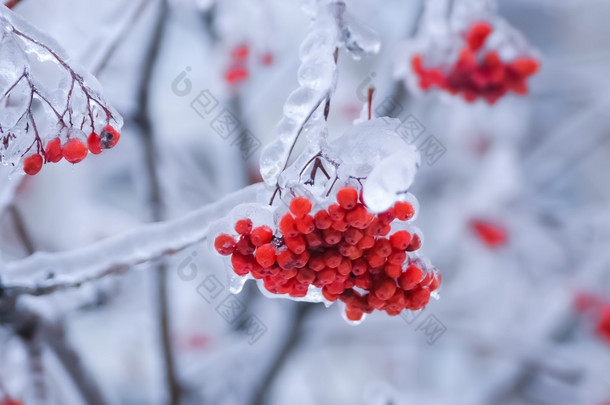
0, 183, 266, 295
0, 5, 122, 174
260, 0, 379, 197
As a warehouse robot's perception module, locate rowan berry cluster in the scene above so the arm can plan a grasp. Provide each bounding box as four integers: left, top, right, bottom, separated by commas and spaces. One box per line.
225, 44, 274, 84
22, 126, 120, 176
412, 22, 539, 104
214, 187, 440, 322
0, 400, 22, 405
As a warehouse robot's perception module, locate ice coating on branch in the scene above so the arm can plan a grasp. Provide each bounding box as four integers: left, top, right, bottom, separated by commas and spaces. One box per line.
0, 184, 265, 289
0, 6, 122, 175
260, 0, 380, 187
332, 118, 421, 212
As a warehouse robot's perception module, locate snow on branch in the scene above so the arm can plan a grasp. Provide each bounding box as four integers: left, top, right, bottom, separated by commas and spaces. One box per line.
0, 5, 123, 175
0, 183, 265, 296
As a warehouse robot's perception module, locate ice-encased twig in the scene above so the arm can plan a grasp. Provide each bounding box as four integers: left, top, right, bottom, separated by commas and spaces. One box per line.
259, 0, 379, 191
0, 183, 266, 294
0, 5, 122, 171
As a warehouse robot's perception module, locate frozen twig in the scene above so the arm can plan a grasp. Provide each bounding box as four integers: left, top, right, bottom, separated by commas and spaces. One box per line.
0, 183, 264, 292
0, 6, 122, 170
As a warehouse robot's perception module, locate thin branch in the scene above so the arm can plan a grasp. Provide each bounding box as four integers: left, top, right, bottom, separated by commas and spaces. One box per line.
7, 204, 34, 255
250, 303, 314, 405
91, 0, 149, 76
0, 183, 263, 295
132, 1, 180, 403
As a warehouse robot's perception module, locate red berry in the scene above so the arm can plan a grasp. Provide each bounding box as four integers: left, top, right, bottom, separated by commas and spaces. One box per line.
365, 218, 383, 236
467, 22, 493, 52
88, 132, 102, 154
289, 283, 309, 298
366, 252, 385, 268
214, 234, 236, 255
262, 52, 274, 66
429, 274, 441, 292
351, 258, 368, 276
294, 251, 310, 268
100, 125, 120, 149
236, 236, 255, 255
289, 197, 312, 217
346, 246, 363, 260
409, 286, 431, 309
285, 235, 306, 254
277, 249, 296, 270
336, 187, 358, 209
387, 249, 407, 265
337, 259, 352, 276
394, 202, 414, 221
233, 44, 249, 59
308, 254, 326, 271
279, 214, 299, 237
23, 154, 43, 175
296, 268, 316, 284
226, 67, 249, 84
322, 286, 339, 302
375, 278, 397, 300
385, 263, 402, 278
597, 307, 610, 343
304, 230, 323, 248
357, 235, 375, 250
406, 234, 421, 251
368, 292, 386, 310
355, 273, 373, 290
317, 268, 336, 285
280, 268, 298, 280
322, 228, 342, 245
398, 265, 423, 290
345, 306, 364, 321
344, 228, 363, 245
255, 244, 276, 268
323, 249, 342, 268
328, 204, 346, 220
62, 139, 88, 164
372, 238, 393, 257
295, 215, 316, 234
331, 219, 348, 232
338, 242, 359, 258
390, 231, 412, 250
377, 208, 396, 225
235, 219, 253, 235
470, 220, 506, 247
45, 138, 62, 162
250, 225, 273, 246
346, 206, 373, 229
314, 210, 332, 229
326, 280, 346, 295
231, 253, 254, 276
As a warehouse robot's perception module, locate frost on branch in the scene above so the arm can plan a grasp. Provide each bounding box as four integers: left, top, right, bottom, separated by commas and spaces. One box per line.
395, 0, 540, 104
0, 6, 123, 176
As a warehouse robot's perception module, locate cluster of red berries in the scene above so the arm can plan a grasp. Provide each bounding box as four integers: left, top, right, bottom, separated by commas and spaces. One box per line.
225, 44, 273, 84
23, 125, 120, 175
214, 187, 440, 322
411, 22, 539, 104
470, 219, 507, 247
599, 308, 610, 343
574, 293, 610, 344
0, 400, 22, 405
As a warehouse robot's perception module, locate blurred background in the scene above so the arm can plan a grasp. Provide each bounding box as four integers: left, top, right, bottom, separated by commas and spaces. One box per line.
1, 0, 610, 404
